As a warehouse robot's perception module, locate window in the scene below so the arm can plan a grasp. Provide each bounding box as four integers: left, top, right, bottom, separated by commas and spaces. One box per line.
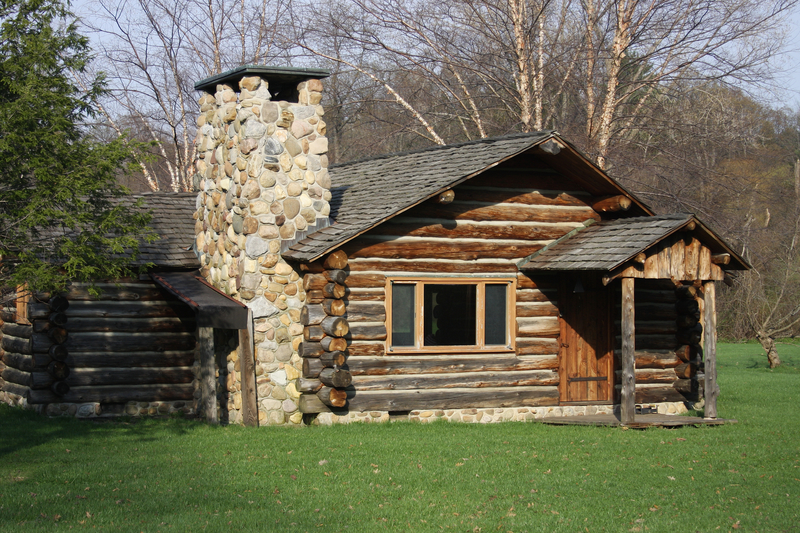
387, 278, 515, 352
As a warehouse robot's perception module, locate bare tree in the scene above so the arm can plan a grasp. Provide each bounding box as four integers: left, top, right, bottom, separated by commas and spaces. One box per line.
80, 0, 291, 191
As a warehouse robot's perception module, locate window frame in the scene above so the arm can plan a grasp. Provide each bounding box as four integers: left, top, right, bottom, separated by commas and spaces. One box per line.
385, 276, 516, 353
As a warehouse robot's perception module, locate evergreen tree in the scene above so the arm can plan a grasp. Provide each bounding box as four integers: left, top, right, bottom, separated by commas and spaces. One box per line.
0, 0, 151, 297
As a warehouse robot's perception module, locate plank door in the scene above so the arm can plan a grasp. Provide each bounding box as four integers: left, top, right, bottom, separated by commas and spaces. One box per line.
558, 273, 614, 404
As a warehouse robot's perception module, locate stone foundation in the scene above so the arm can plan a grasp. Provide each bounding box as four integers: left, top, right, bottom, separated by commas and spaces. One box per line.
0, 389, 195, 418
307, 402, 689, 425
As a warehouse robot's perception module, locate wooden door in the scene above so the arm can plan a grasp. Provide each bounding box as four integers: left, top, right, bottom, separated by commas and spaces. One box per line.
558, 273, 614, 404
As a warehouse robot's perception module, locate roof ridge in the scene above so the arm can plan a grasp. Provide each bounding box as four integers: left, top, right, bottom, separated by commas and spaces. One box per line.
330, 131, 556, 170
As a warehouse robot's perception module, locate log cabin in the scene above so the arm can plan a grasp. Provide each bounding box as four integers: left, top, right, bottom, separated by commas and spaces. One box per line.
1, 65, 749, 425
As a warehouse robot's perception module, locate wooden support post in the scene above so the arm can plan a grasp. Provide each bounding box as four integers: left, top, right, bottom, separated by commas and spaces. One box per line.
239, 309, 258, 427
198, 326, 218, 424
703, 281, 718, 419
620, 277, 636, 425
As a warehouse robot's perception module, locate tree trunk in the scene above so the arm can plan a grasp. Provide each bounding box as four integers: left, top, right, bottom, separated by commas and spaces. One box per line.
757, 333, 781, 368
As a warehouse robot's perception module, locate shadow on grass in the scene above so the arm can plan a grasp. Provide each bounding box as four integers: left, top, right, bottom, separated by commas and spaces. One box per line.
0, 403, 208, 458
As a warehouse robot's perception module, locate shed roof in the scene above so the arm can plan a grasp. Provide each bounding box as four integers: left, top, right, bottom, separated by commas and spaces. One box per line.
283, 131, 650, 262
131, 193, 199, 269
519, 214, 748, 271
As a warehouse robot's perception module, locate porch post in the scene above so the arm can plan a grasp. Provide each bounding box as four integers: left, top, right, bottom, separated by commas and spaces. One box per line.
703, 281, 718, 419
239, 309, 259, 427
620, 277, 636, 425
198, 326, 218, 424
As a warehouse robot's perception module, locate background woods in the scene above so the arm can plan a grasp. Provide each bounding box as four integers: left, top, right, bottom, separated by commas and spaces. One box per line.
74, 0, 800, 362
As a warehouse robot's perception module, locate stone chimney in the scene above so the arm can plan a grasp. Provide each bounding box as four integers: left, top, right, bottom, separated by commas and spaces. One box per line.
193, 65, 330, 425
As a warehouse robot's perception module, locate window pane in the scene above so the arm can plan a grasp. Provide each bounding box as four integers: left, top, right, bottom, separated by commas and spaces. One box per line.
391, 284, 415, 347
424, 284, 476, 346
484, 284, 507, 345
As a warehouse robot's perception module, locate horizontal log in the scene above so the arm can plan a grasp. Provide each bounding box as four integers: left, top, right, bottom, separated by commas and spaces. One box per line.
675, 299, 700, 315
434, 189, 455, 204
2, 381, 29, 398
612, 350, 681, 369
343, 301, 386, 322
612, 320, 676, 335
31, 367, 195, 388
676, 314, 699, 328
676, 285, 698, 300
347, 259, 518, 274
346, 342, 385, 356
615, 334, 677, 350
320, 351, 346, 367
49, 312, 67, 327
344, 273, 386, 289
51, 381, 70, 397
614, 368, 680, 384
516, 338, 559, 355
303, 358, 324, 378
64, 317, 195, 333
62, 282, 168, 301
675, 344, 700, 363
516, 317, 560, 337
48, 361, 70, 381
635, 289, 677, 304
591, 195, 631, 213
341, 288, 385, 302
380, 220, 577, 241
517, 289, 558, 303
306, 290, 325, 303
319, 367, 352, 388
303, 273, 327, 291
64, 332, 195, 353
711, 253, 730, 265
2, 352, 34, 372
352, 369, 558, 391
615, 302, 676, 320
323, 283, 346, 299
674, 362, 698, 379
2, 335, 31, 355
344, 238, 545, 261
322, 250, 349, 270
27, 383, 195, 405
304, 325, 324, 342
345, 323, 386, 341
348, 354, 558, 376
403, 202, 599, 224
299, 341, 325, 358
300, 304, 327, 326
317, 386, 347, 407
0, 308, 16, 322
297, 377, 323, 392
516, 302, 559, 317
324, 269, 348, 285
321, 316, 349, 337
2, 367, 31, 386
321, 336, 348, 353
28, 303, 52, 319
516, 273, 559, 291
299, 386, 560, 413
49, 295, 69, 312
62, 351, 196, 369
454, 187, 589, 207
322, 299, 346, 316
62, 300, 194, 318
2, 322, 32, 338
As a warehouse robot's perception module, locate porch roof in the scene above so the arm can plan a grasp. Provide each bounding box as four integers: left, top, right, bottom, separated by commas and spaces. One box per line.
518, 213, 748, 272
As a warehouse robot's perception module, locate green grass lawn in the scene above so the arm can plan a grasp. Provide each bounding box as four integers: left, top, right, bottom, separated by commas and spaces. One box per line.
1, 344, 798, 532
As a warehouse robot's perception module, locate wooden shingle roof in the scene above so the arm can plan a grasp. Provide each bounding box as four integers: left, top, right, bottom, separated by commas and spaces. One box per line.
284, 132, 561, 262
131, 193, 199, 268
519, 213, 748, 271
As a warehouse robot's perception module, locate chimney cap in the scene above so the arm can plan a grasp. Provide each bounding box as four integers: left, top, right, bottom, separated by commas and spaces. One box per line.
194, 65, 331, 93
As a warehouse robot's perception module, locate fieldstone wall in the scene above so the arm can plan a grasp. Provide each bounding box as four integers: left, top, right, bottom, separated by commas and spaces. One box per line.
193, 74, 329, 425
308, 402, 689, 425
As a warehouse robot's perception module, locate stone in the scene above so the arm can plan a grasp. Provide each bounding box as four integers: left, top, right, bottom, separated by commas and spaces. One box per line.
282, 399, 297, 413
289, 412, 303, 424
309, 92, 322, 105
232, 214, 244, 233
240, 76, 261, 92
262, 102, 279, 122
259, 172, 277, 188
249, 295, 279, 318
268, 411, 284, 425
316, 169, 331, 189
285, 135, 302, 157
242, 180, 261, 200
242, 216, 258, 234
290, 105, 315, 120
263, 137, 283, 156
275, 344, 293, 362
240, 137, 258, 155
276, 110, 294, 128
244, 118, 267, 139
258, 224, 279, 239
285, 366, 300, 382
76, 404, 95, 417
307, 79, 323, 92
286, 182, 302, 197
269, 368, 288, 386
242, 272, 261, 290
279, 222, 296, 239
249, 200, 269, 215
291, 120, 314, 139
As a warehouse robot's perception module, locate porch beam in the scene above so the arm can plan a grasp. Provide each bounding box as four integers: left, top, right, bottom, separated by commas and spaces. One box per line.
620, 277, 636, 425
703, 281, 718, 418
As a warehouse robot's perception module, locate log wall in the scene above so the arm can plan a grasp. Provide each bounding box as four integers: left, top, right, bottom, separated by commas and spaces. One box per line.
613, 279, 703, 404
0, 280, 198, 417
300, 159, 607, 414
